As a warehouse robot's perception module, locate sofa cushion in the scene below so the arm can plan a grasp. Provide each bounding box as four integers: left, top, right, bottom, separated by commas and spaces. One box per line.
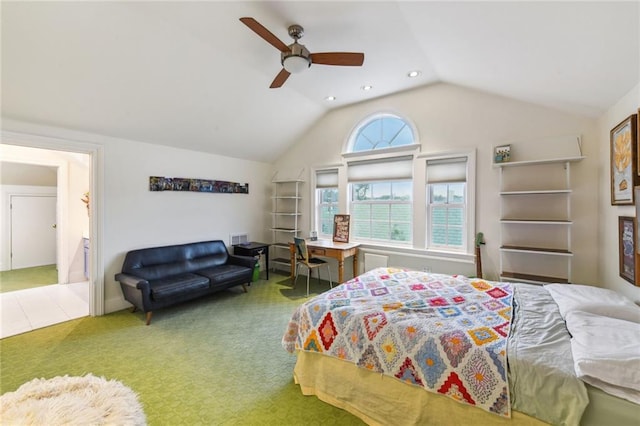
121, 240, 230, 280
187, 255, 227, 272
132, 262, 191, 281
196, 264, 251, 287
149, 273, 210, 300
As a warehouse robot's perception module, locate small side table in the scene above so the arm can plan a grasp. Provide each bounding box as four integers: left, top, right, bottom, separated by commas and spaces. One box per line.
233, 242, 270, 280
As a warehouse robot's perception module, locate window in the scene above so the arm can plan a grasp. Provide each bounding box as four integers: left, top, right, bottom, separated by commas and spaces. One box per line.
351, 181, 412, 243
429, 183, 465, 249
315, 169, 339, 238
350, 114, 415, 152
317, 188, 338, 237
426, 157, 468, 252
340, 113, 417, 245
348, 155, 414, 245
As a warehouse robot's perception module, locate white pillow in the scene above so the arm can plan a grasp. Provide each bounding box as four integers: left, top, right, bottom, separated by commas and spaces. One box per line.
545, 283, 640, 323
565, 310, 640, 404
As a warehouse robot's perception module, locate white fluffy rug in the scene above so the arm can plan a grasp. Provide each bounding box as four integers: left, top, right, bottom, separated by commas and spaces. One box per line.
0, 374, 146, 425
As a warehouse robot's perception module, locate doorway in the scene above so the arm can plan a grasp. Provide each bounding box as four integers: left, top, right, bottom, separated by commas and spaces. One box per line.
0, 136, 101, 336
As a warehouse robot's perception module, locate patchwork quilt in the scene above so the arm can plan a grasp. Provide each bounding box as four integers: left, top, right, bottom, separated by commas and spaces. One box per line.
282, 267, 514, 417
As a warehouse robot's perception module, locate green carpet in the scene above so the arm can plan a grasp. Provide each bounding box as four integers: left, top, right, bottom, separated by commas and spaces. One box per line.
0, 265, 58, 293
0, 273, 365, 425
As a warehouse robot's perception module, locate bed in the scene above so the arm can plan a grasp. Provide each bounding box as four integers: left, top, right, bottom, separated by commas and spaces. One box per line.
282, 267, 640, 426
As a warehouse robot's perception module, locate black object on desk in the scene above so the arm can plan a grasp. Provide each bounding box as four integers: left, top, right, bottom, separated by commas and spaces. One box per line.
233, 242, 270, 280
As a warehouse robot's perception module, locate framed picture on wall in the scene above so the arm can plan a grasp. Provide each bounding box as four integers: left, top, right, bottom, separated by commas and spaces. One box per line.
618, 216, 636, 285
494, 144, 511, 163
610, 114, 638, 205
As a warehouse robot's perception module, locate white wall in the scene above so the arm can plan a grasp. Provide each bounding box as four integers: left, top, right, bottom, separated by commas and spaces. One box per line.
1, 120, 272, 313
597, 83, 640, 302
273, 83, 600, 284
102, 138, 272, 309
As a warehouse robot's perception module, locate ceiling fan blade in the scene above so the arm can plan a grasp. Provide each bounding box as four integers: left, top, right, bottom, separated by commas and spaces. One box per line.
270, 69, 291, 89
310, 52, 364, 66
240, 17, 290, 53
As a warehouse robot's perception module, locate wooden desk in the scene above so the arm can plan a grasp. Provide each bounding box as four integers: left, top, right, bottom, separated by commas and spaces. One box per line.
289, 240, 360, 284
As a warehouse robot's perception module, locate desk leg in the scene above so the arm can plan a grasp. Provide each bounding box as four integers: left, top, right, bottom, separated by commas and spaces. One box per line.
290, 248, 296, 279
337, 260, 344, 284
353, 251, 358, 278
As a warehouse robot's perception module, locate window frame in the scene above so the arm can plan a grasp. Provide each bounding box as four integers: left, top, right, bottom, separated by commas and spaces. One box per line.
349, 180, 414, 244
344, 112, 420, 157
421, 151, 476, 257
427, 182, 467, 251
316, 187, 339, 239
312, 167, 341, 240
311, 112, 475, 262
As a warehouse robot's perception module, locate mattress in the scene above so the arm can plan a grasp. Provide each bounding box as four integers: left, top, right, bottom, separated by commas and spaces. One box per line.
582, 384, 640, 426
293, 352, 640, 425
294, 350, 546, 426
284, 269, 640, 425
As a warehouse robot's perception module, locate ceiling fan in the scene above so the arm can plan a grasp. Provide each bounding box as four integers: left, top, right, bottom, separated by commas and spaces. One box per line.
240, 17, 365, 89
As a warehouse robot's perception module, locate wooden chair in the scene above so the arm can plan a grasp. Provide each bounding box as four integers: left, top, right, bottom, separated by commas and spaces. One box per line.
293, 237, 332, 296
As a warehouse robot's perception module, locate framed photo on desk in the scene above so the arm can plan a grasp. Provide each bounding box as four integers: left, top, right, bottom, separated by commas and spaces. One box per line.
333, 214, 350, 243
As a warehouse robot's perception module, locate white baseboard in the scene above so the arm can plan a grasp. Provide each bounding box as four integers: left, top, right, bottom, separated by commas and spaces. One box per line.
104, 296, 131, 314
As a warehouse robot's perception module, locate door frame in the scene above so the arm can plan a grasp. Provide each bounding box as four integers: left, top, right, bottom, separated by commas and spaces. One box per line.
1, 130, 104, 316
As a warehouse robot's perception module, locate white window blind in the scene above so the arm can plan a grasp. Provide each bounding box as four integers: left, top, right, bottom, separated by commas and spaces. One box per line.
426, 157, 467, 183
316, 169, 339, 188
347, 155, 413, 182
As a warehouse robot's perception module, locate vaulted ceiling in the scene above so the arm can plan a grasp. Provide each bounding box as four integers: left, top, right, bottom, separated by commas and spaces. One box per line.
2, 1, 638, 162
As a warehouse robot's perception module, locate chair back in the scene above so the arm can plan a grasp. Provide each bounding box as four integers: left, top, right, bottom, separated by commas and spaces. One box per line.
293, 237, 309, 263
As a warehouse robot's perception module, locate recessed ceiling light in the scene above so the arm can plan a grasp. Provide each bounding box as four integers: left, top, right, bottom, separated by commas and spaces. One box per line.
361, 85, 373, 91
407, 70, 421, 78
325, 96, 336, 101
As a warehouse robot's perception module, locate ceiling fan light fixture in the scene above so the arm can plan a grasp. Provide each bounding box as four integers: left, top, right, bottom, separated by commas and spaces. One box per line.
283, 55, 311, 73
281, 42, 311, 74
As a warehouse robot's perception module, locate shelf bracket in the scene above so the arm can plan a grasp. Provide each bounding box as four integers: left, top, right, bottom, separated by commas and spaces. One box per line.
576, 136, 583, 157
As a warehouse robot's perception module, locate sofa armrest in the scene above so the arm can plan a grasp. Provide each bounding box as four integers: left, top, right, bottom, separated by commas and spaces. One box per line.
115, 273, 150, 291
115, 272, 154, 312
227, 254, 258, 269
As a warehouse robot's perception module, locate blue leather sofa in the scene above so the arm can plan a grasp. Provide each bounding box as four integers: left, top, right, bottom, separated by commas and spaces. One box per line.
115, 240, 257, 325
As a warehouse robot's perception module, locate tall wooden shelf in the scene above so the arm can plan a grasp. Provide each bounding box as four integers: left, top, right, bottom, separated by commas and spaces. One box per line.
496, 156, 584, 285
270, 179, 303, 272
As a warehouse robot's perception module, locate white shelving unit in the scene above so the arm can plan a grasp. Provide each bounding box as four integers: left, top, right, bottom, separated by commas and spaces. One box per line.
496, 156, 584, 285
270, 179, 303, 273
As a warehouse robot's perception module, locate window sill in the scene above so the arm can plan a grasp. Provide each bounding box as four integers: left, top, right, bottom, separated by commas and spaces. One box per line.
356, 241, 475, 264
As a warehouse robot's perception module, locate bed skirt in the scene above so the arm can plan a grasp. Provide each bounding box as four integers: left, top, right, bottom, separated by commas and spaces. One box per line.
293, 351, 548, 426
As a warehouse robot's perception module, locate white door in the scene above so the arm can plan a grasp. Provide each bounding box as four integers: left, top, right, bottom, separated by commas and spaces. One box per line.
11, 195, 57, 269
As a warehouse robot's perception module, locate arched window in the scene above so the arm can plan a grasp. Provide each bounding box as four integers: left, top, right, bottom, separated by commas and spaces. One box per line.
343, 114, 417, 244
349, 114, 416, 153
